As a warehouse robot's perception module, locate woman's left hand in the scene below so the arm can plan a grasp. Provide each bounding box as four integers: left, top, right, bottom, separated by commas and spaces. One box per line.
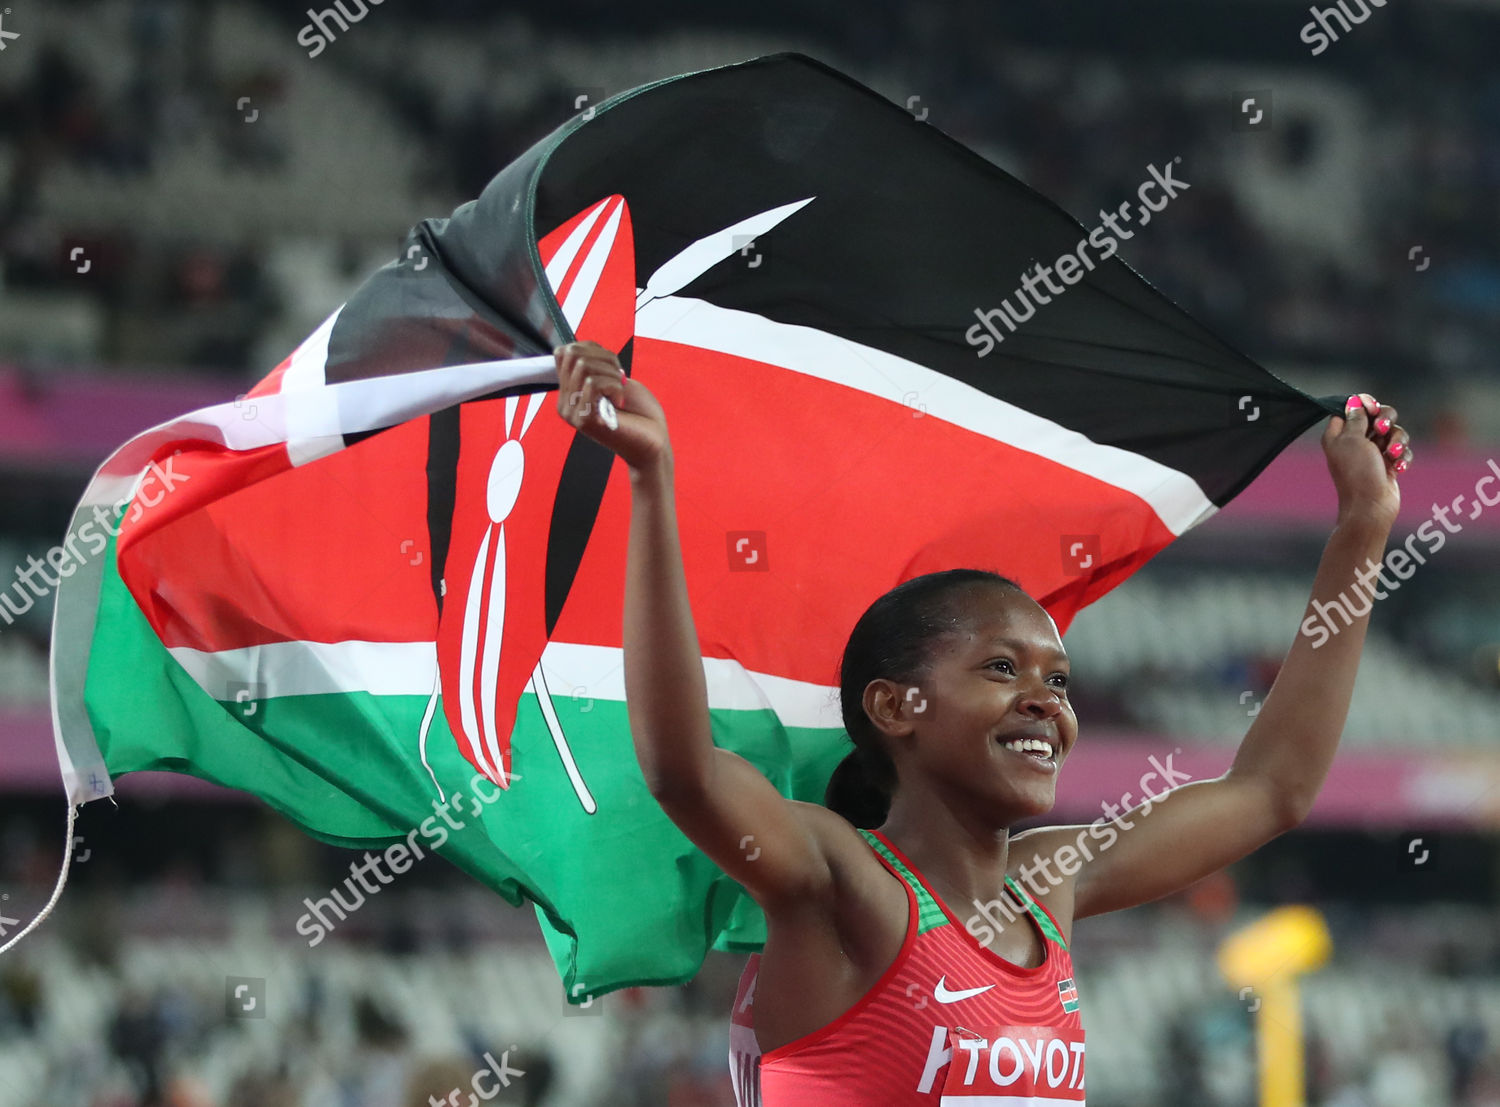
1323, 392, 1408, 528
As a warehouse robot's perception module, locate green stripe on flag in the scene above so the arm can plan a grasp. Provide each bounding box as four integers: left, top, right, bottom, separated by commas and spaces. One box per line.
86, 542, 411, 848
82, 534, 854, 998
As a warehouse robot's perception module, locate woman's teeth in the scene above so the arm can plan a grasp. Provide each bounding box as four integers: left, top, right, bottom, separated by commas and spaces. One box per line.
1002, 738, 1054, 759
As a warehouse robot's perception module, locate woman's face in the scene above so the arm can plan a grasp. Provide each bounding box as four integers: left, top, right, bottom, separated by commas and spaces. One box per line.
883, 586, 1078, 819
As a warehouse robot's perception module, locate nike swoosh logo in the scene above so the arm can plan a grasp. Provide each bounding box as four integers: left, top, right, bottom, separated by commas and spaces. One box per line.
933, 976, 996, 1003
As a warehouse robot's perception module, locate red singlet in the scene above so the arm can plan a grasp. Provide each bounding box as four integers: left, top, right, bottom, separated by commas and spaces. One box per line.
729, 827, 1085, 1106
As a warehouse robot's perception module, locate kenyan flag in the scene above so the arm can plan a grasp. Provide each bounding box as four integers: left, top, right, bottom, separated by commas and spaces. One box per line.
49, 53, 1336, 999
1059, 978, 1081, 1014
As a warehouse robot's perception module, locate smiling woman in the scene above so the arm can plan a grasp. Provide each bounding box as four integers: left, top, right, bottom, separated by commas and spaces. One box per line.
554, 326, 1412, 1105
825, 571, 1054, 830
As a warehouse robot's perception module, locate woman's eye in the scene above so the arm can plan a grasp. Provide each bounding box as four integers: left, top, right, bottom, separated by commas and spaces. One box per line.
988, 659, 1014, 673
1049, 674, 1070, 689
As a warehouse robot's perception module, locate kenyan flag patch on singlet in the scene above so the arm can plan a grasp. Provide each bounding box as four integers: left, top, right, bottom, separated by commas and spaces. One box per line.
1058, 978, 1080, 1014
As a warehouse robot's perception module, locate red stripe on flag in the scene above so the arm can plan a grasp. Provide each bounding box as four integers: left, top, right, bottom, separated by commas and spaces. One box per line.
122, 419, 438, 650
539, 334, 1178, 683
646, 333, 1173, 637
118, 342, 1175, 752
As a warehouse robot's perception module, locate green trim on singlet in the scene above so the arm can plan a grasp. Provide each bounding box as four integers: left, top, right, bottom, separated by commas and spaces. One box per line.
857, 829, 1068, 950
1003, 875, 1068, 951
857, 829, 947, 934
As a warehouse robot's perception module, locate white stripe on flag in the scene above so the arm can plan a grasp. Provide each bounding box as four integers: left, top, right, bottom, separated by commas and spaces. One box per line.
636, 294, 1216, 536
544, 198, 611, 294
558, 197, 625, 331
168, 640, 439, 699
165, 640, 844, 729
283, 308, 344, 466
76, 353, 560, 509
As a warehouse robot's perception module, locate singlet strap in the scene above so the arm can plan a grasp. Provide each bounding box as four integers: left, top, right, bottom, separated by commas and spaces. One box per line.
856, 828, 947, 934
857, 829, 1070, 950
1003, 874, 1068, 950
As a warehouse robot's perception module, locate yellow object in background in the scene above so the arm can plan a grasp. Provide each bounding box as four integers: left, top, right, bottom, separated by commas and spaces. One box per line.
1218, 906, 1333, 1107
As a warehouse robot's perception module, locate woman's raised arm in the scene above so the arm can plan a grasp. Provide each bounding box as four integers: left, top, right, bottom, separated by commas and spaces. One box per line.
1013, 392, 1410, 919
554, 342, 839, 906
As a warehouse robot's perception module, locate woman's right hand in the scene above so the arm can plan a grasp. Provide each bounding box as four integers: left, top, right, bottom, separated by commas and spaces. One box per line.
553, 341, 670, 473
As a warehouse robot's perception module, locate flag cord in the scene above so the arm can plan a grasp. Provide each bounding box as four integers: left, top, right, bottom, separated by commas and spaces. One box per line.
0, 802, 78, 956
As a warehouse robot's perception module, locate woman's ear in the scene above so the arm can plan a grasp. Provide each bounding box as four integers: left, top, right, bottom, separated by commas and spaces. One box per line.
863, 678, 923, 739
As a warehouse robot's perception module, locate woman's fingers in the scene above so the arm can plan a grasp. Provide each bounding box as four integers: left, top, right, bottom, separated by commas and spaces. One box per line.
1366, 403, 1411, 472
1338, 392, 1413, 475
555, 344, 627, 431
1390, 431, 1412, 474
550, 340, 670, 471
558, 341, 622, 378
565, 375, 615, 423
1379, 423, 1404, 467
556, 342, 608, 381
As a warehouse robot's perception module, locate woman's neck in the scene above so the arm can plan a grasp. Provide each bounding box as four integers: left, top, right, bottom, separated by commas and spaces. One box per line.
877, 796, 1015, 912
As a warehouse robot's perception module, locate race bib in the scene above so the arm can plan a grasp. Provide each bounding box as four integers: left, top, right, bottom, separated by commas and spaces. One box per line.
937, 1024, 1085, 1103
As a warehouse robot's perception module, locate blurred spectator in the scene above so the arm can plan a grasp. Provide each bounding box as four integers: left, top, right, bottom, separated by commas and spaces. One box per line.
108, 989, 168, 1107
344, 994, 414, 1107
1448, 994, 1491, 1104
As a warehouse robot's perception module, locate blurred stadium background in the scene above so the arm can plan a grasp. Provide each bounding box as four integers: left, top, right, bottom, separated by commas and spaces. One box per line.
3, 0, 1500, 1104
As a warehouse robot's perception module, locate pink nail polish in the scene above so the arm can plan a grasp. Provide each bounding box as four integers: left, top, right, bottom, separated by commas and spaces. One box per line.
1394, 458, 1409, 474
1375, 417, 1391, 435
1345, 394, 1361, 415
1389, 442, 1406, 459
